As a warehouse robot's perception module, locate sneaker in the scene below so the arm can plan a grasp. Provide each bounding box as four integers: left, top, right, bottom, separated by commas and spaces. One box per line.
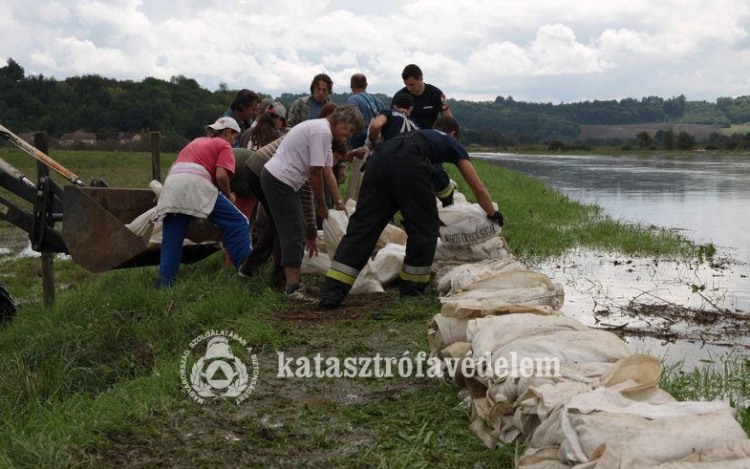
288, 289, 316, 302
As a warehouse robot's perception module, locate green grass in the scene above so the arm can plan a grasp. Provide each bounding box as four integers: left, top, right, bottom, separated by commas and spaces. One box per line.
0, 259, 520, 468
0, 147, 176, 190
722, 123, 750, 135
0, 149, 735, 468
661, 351, 750, 429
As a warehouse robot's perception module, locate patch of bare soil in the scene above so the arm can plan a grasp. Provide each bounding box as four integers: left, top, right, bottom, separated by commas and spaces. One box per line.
276, 293, 391, 322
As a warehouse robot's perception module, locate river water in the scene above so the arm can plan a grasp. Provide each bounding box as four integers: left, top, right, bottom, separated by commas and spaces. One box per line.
475, 152, 750, 368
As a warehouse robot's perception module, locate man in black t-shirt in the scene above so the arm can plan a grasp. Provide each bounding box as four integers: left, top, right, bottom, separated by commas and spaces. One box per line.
390, 64, 452, 130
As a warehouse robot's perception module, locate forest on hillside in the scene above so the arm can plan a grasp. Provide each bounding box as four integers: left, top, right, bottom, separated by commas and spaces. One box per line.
2, 58, 750, 151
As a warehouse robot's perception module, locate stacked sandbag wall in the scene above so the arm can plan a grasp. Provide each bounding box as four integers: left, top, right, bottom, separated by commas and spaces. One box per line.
428, 193, 750, 468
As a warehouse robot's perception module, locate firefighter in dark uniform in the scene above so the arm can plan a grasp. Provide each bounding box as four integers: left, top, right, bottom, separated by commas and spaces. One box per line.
318, 117, 504, 309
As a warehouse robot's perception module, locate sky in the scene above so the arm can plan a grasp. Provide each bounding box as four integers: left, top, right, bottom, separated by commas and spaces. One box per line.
2, 0, 750, 104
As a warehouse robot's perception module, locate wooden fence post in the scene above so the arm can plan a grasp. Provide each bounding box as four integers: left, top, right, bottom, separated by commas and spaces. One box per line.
151, 132, 161, 182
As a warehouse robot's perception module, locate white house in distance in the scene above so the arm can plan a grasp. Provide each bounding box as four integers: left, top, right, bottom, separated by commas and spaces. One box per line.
117, 132, 142, 145
59, 130, 97, 147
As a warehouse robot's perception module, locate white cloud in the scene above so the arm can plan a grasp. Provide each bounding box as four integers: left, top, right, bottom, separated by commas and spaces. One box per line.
468, 42, 533, 78
34, 36, 142, 75
3, 0, 750, 102
529, 24, 609, 75
36, 1, 72, 23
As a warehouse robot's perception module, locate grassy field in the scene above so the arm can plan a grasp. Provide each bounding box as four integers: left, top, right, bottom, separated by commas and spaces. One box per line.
0, 148, 745, 468
723, 123, 750, 135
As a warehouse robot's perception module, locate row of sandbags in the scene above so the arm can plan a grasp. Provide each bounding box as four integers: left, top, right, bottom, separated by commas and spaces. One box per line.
427, 195, 750, 469
302, 199, 408, 294
308, 195, 512, 294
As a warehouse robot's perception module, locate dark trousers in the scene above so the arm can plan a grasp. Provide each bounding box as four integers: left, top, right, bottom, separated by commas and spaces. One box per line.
241, 166, 284, 284
324, 148, 438, 294
260, 168, 305, 268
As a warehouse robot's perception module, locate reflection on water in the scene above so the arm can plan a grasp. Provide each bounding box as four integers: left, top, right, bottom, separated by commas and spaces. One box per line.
476, 152, 750, 367
477, 152, 750, 262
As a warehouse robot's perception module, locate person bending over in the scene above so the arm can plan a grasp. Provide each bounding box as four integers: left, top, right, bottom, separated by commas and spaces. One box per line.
155, 117, 251, 288
319, 117, 504, 309
260, 105, 364, 297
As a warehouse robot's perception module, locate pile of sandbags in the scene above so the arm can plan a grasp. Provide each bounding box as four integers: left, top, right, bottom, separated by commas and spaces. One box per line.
303, 201, 408, 294
427, 192, 750, 468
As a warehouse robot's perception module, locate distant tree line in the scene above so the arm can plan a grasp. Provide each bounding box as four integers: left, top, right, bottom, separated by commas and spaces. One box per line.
2, 58, 750, 151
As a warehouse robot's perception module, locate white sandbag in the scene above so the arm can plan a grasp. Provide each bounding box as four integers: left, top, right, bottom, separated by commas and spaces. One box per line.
444, 283, 565, 311
590, 441, 750, 469
467, 314, 590, 355
520, 381, 597, 422
148, 220, 164, 246
559, 390, 747, 465
436, 263, 493, 293
127, 210, 156, 240
528, 383, 681, 452
427, 313, 470, 355
487, 329, 632, 367
434, 236, 511, 263
150, 179, 163, 196
125, 180, 163, 241
301, 251, 330, 275
453, 191, 468, 205
510, 357, 665, 438
438, 202, 500, 246
441, 341, 472, 359
345, 198, 357, 214
435, 257, 524, 294
599, 354, 662, 393
642, 440, 750, 469
451, 270, 566, 309
518, 447, 571, 469
465, 270, 560, 294
376, 223, 407, 250
348, 263, 384, 295
322, 209, 349, 259
441, 297, 558, 319
368, 243, 405, 284
322, 202, 404, 258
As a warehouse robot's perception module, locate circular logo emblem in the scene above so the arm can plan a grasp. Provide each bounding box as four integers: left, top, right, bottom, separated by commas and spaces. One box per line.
180, 330, 259, 404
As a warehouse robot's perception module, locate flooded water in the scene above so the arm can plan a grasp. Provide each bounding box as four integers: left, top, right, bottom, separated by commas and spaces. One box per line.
476, 152, 750, 368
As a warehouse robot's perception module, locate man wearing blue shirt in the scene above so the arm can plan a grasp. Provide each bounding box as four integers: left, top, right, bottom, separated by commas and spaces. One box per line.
347, 73, 385, 149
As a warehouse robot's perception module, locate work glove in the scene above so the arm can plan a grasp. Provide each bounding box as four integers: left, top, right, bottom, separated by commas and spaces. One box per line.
487, 210, 504, 227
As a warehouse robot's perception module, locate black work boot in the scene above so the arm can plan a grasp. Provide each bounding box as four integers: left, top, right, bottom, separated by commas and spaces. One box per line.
318, 277, 350, 310
399, 279, 428, 297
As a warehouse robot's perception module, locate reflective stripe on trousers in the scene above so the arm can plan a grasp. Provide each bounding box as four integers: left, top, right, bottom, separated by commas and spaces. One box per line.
326, 261, 361, 286
399, 263, 432, 283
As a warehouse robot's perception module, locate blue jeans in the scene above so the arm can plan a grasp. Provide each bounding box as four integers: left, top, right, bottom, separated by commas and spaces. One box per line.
158, 194, 250, 288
